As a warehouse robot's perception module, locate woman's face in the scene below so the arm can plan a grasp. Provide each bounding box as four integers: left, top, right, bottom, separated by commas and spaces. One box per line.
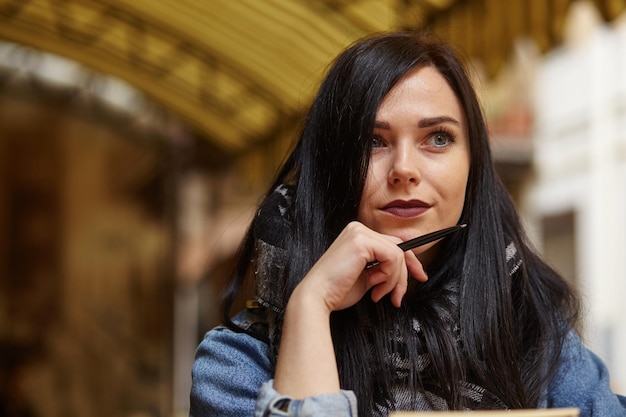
358, 65, 470, 266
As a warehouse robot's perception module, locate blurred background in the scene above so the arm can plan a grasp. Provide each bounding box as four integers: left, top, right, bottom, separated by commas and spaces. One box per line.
0, 0, 625, 416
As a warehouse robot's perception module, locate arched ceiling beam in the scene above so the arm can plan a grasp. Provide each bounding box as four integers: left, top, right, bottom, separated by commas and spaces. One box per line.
0, 0, 624, 154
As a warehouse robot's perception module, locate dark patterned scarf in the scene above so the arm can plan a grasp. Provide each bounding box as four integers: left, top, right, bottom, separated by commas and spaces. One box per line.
251, 185, 523, 414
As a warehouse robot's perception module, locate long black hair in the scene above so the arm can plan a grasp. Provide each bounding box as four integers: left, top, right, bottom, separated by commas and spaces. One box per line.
221, 31, 580, 415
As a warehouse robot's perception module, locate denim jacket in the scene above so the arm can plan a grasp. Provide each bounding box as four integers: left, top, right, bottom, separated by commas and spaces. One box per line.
189, 309, 626, 417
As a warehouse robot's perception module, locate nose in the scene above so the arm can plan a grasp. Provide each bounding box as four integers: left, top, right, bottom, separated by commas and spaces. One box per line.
388, 145, 420, 185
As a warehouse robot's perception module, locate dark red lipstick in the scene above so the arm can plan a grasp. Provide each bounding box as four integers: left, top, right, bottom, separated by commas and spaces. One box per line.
382, 199, 430, 217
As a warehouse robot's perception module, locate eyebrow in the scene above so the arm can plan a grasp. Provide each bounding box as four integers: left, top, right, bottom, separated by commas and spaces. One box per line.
418, 116, 461, 128
374, 116, 461, 129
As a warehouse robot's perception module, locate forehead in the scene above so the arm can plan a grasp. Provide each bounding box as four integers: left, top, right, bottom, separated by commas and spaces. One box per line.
376, 66, 464, 120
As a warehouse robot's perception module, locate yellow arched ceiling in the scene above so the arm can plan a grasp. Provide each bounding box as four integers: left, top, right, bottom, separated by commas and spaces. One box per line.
0, 0, 624, 154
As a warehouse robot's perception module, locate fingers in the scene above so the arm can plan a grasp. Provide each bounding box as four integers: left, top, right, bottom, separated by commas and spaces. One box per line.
405, 250, 428, 282
303, 221, 429, 312
389, 277, 408, 308
369, 268, 407, 307
367, 249, 408, 306
367, 240, 427, 307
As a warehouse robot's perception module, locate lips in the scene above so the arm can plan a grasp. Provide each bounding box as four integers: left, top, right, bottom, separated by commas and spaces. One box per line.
381, 199, 431, 218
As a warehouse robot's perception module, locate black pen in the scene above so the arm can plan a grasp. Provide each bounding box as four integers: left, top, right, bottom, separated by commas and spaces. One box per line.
366, 223, 467, 268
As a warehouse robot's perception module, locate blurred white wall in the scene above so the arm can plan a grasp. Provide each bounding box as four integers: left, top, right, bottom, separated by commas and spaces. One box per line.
527, 1, 626, 391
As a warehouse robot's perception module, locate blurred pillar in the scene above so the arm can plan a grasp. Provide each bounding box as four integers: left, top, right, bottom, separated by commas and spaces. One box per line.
169, 129, 211, 417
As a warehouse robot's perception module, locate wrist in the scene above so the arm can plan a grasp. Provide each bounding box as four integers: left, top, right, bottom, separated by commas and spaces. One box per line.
275, 279, 340, 397
287, 281, 333, 320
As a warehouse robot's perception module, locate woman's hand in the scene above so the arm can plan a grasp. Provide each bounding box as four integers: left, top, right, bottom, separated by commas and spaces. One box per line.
298, 221, 428, 314
274, 221, 428, 399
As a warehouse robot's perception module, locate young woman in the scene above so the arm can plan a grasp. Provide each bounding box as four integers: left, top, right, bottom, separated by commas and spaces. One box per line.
189, 31, 626, 417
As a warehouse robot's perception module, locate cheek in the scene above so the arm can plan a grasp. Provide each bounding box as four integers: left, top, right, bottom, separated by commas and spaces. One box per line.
432, 159, 469, 211
358, 183, 376, 224
360, 162, 384, 198
357, 176, 373, 223
446, 169, 469, 215
358, 164, 385, 224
